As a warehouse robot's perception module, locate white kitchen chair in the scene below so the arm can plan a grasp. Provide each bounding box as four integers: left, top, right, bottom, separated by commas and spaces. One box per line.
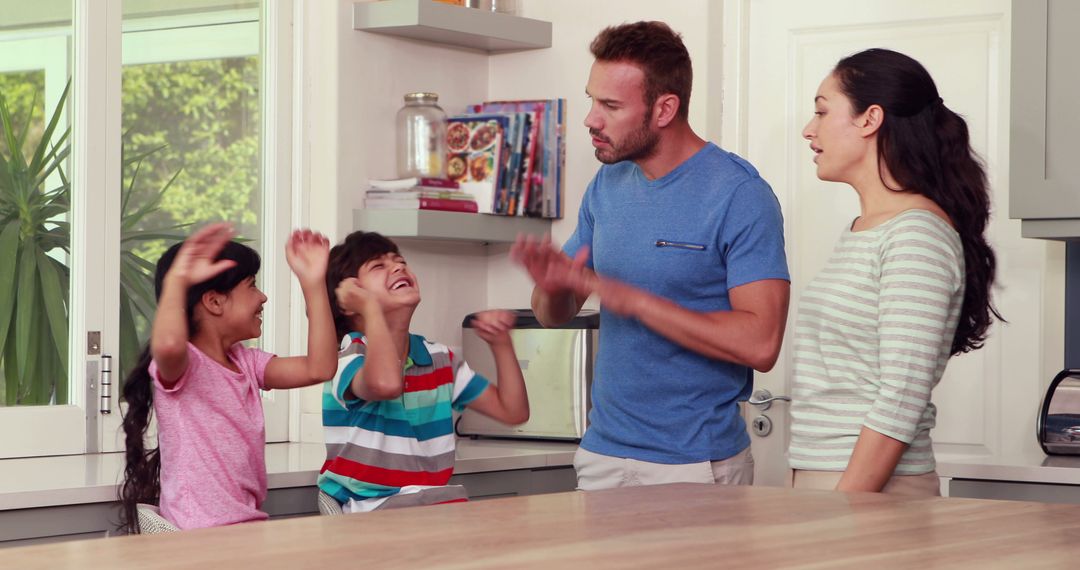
317, 490, 343, 516
136, 503, 179, 534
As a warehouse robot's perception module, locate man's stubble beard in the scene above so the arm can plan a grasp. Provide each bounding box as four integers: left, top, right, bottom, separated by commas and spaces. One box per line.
593, 113, 660, 165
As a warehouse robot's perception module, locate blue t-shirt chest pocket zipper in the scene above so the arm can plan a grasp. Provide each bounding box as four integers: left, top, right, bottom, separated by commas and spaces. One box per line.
655, 239, 707, 251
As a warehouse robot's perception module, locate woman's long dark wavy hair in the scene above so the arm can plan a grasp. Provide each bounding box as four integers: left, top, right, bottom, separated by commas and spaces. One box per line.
118, 239, 260, 533
833, 48, 1002, 355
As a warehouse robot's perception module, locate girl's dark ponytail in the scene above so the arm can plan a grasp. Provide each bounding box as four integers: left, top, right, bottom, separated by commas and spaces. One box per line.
118, 346, 158, 534
834, 48, 1003, 355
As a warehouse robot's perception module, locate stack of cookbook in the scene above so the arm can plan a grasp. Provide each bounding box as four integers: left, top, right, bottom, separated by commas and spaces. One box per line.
447, 98, 566, 218
364, 177, 479, 213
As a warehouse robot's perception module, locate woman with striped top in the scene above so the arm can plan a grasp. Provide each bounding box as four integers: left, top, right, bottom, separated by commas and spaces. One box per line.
789, 48, 1002, 495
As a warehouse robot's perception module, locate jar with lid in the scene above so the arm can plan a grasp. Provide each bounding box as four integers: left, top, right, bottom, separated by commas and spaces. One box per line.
491, 0, 517, 14
396, 92, 447, 179
464, 0, 517, 14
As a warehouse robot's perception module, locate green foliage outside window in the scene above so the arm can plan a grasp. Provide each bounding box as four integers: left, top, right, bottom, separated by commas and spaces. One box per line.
122, 58, 261, 264
118, 57, 261, 379
0, 55, 260, 406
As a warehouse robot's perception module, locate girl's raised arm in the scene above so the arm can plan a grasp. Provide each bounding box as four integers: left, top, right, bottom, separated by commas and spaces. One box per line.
151, 223, 237, 385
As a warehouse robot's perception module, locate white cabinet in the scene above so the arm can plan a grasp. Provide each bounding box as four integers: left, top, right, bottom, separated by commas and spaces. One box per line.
1010, 0, 1080, 239
950, 479, 1080, 504
450, 466, 577, 499
0, 467, 577, 547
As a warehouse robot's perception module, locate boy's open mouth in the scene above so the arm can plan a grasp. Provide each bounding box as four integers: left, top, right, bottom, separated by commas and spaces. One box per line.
390, 277, 412, 291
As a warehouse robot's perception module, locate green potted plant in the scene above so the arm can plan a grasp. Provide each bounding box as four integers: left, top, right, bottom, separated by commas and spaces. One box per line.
0, 82, 72, 406
0, 81, 185, 405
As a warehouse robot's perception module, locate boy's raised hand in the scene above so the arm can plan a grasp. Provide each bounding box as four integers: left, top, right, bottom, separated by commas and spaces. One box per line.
460, 309, 529, 425
167, 222, 237, 286
285, 229, 330, 287
470, 310, 516, 346
335, 277, 378, 317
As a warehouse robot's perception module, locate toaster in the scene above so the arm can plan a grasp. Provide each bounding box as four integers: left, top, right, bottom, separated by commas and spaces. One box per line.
456, 309, 599, 441
1038, 369, 1080, 455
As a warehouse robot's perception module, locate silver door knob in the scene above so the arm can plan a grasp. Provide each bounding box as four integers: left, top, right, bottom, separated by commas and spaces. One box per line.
747, 389, 791, 411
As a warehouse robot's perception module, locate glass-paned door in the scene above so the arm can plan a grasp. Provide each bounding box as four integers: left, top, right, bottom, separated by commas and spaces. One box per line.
99, 0, 290, 452
0, 0, 293, 458
0, 0, 84, 457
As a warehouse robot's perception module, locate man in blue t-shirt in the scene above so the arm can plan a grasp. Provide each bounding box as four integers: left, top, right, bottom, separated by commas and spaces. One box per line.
511, 21, 790, 490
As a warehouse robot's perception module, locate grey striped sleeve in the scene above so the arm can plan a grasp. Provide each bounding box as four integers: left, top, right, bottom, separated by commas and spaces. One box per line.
864, 221, 962, 443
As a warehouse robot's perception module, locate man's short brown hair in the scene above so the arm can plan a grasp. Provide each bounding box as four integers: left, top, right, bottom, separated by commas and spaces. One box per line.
589, 21, 692, 121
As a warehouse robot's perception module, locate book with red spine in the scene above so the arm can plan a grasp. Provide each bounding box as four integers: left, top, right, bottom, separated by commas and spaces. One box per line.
420, 197, 478, 212
364, 196, 478, 213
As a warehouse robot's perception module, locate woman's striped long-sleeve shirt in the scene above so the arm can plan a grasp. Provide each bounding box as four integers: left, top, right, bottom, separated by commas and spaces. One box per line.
788, 209, 965, 475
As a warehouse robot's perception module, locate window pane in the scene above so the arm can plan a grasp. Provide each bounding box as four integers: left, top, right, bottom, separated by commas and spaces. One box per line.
119, 1, 262, 378
0, 1, 74, 408
0, 72, 46, 159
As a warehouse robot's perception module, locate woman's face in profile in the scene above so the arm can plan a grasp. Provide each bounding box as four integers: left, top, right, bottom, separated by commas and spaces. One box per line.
802, 73, 870, 184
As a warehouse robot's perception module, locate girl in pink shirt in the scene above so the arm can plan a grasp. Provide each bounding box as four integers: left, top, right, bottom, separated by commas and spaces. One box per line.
119, 223, 338, 532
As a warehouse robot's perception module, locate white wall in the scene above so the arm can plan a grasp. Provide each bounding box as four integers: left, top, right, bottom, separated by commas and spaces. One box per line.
299, 0, 494, 438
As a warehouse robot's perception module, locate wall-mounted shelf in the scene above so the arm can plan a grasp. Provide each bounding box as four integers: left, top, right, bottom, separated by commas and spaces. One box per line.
352, 0, 552, 53
354, 209, 551, 244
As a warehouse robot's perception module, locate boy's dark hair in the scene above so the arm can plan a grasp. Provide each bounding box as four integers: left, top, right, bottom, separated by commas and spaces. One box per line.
326, 231, 401, 338
118, 238, 260, 534
589, 21, 693, 121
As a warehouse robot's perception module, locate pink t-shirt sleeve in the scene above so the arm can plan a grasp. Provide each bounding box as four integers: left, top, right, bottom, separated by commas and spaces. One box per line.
148, 344, 199, 394
148, 343, 275, 392
233, 345, 275, 390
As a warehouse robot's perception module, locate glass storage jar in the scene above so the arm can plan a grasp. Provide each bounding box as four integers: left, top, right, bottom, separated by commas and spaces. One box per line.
396, 92, 447, 179
465, 0, 516, 13
491, 0, 517, 14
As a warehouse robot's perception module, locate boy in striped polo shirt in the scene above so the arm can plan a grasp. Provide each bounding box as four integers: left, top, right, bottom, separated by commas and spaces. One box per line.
318, 231, 529, 513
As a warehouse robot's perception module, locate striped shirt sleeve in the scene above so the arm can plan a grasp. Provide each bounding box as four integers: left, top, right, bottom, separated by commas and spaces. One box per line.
863, 222, 962, 443
448, 349, 489, 412
331, 337, 367, 409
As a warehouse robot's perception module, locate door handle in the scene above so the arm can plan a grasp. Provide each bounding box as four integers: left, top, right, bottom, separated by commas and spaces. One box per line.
747, 389, 791, 411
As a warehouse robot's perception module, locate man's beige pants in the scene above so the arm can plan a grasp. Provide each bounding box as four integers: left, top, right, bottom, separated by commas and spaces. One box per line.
573, 446, 755, 491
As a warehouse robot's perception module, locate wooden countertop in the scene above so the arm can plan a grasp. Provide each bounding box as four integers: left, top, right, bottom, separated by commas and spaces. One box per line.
6, 483, 1080, 568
